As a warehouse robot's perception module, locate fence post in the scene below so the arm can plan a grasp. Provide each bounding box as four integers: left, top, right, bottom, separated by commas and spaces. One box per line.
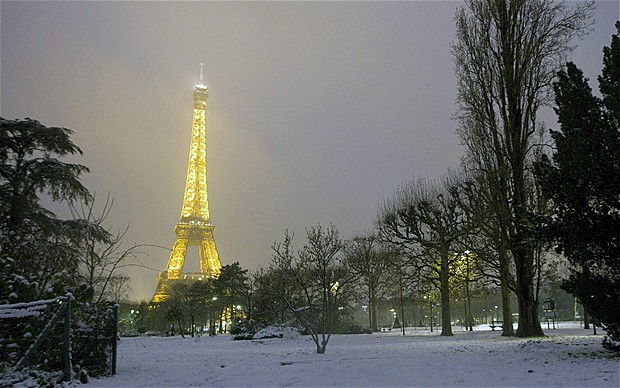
63, 294, 72, 382
112, 304, 118, 375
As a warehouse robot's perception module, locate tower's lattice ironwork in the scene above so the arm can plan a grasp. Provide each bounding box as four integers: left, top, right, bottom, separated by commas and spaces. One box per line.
152, 66, 222, 303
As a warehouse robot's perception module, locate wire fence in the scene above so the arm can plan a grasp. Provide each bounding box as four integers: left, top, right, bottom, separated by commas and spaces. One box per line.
0, 295, 118, 382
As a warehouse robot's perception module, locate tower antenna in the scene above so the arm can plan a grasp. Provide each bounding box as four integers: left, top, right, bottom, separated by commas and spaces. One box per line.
199, 63, 204, 85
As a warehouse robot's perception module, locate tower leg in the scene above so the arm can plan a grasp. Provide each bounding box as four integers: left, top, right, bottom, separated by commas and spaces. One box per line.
167, 238, 188, 274
200, 235, 221, 276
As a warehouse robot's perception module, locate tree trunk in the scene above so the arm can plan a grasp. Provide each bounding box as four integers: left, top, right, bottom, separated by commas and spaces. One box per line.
500, 280, 514, 337
430, 301, 433, 332
370, 286, 378, 332
440, 293, 452, 336
440, 255, 453, 336
399, 277, 406, 335
463, 298, 468, 330
506, 144, 543, 338
177, 319, 185, 339
209, 307, 216, 336
513, 239, 543, 337
367, 287, 373, 331
499, 249, 514, 336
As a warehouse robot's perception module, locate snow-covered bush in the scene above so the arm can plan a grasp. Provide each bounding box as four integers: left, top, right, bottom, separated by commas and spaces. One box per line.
254, 325, 300, 339
231, 319, 256, 340
0, 257, 39, 305
331, 321, 372, 334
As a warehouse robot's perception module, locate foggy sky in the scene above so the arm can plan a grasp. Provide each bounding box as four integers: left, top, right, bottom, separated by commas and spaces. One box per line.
2, 1, 618, 302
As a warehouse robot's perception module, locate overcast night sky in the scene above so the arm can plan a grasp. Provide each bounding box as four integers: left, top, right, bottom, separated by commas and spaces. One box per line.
1, 1, 618, 302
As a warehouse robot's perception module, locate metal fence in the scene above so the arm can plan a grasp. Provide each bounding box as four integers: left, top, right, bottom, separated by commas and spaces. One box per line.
0, 294, 118, 382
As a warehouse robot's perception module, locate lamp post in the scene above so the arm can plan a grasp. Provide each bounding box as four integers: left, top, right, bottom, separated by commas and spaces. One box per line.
430, 301, 433, 333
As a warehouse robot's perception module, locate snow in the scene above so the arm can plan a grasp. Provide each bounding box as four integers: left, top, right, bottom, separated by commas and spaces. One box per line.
0, 304, 47, 319
91, 324, 619, 387
0, 295, 71, 319
254, 325, 301, 339
0, 297, 62, 310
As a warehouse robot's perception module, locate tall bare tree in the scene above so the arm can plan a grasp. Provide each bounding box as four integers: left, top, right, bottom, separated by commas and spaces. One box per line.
452, 0, 594, 337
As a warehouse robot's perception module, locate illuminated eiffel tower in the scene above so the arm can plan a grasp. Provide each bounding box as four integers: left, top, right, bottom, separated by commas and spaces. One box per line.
152, 64, 222, 303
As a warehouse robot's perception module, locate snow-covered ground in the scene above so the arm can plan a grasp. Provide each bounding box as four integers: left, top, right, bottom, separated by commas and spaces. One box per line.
91, 323, 619, 387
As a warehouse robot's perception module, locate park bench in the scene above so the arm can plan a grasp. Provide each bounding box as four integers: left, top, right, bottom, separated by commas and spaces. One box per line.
490, 320, 503, 331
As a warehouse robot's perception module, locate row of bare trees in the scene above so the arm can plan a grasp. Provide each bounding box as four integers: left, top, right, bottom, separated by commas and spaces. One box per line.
240, 221, 500, 352
257, 0, 598, 345
377, 171, 552, 338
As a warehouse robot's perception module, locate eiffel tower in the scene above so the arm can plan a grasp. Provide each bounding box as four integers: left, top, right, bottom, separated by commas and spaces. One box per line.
152, 64, 222, 303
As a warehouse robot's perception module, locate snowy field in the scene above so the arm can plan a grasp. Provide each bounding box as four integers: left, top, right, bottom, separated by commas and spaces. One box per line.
92, 324, 619, 387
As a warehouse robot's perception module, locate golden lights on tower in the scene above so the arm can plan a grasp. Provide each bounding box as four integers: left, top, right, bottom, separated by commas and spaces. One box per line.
151, 64, 222, 303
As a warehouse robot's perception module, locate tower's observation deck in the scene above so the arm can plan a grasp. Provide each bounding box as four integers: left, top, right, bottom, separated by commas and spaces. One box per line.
152, 66, 222, 303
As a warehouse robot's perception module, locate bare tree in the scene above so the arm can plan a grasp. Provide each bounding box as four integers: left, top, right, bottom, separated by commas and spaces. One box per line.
70, 194, 140, 303
343, 234, 396, 332
452, 0, 594, 337
105, 275, 132, 303
241, 270, 260, 322
270, 224, 354, 354
379, 174, 472, 336
253, 265, 299, 326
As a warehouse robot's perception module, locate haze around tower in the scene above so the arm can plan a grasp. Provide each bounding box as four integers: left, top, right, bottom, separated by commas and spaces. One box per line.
1, 1, 618, 302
